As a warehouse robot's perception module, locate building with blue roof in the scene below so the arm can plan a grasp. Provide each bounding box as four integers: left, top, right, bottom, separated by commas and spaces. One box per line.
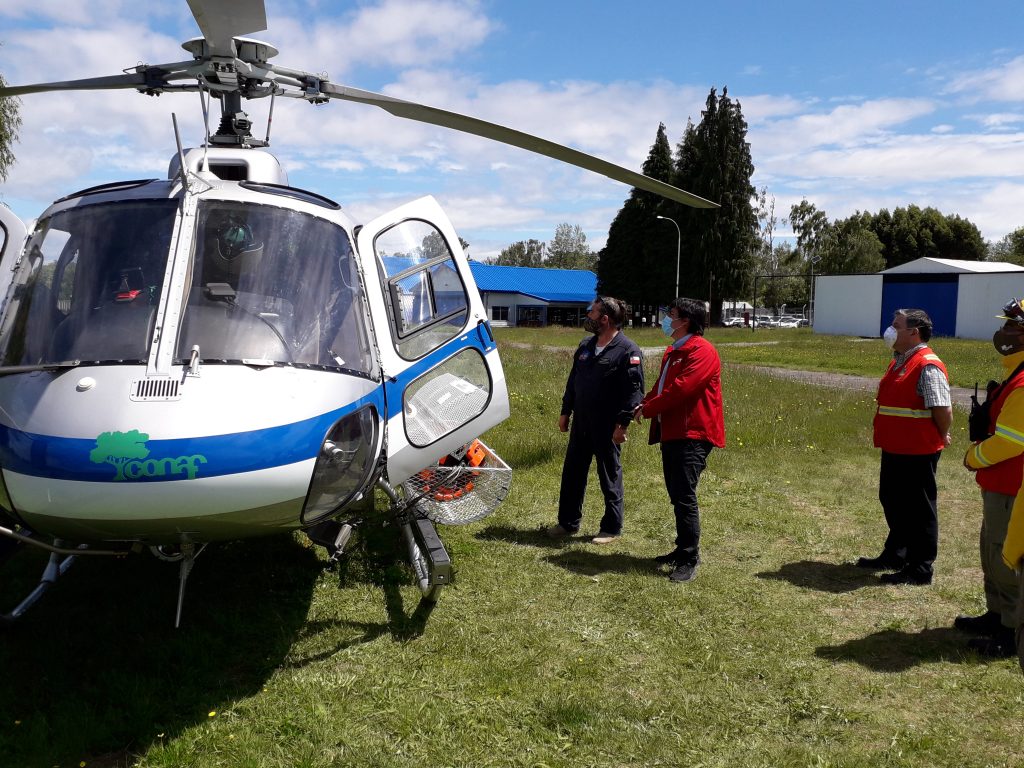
467, 262, 597, 327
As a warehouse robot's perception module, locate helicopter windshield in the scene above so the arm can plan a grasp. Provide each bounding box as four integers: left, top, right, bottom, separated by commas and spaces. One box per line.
0, 200, 177, 366
176, 201, 372, 374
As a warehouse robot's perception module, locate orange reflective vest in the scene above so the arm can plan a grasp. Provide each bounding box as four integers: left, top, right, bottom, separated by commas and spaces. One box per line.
873, 346, 948, 455
976, 368, 1024, 495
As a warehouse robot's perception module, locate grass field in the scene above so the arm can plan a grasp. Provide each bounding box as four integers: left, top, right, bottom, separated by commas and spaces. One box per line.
1, 328, 1023, 767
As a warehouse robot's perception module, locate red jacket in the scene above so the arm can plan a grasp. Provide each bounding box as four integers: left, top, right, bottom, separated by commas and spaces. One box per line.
641, 335, 725, 447
873, 346, 948, 455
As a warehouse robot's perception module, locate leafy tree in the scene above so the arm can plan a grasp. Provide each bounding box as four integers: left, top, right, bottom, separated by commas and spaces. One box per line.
869, 204, 985, 268
989, 226, 1024, 266
89, 430, 150, 481
492, 239, 545, 267
788, 199, 832, 269
823, 212, 885, 274
754, 242, 808, 313
755, 186, 779, 270
546, 223, 595, 271
421, 231, 469, 260
0, 66, 20, 183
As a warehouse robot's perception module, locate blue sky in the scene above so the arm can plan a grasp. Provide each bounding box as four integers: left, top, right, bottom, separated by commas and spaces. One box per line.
2, 0, 1024, 260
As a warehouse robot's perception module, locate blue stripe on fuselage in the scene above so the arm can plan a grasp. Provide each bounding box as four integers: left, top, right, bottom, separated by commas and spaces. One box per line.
0, 322, 496, 483
0, 389, 385, 483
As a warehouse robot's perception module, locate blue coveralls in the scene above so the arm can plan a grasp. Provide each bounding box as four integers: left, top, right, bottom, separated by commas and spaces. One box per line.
557, 333, 645, 535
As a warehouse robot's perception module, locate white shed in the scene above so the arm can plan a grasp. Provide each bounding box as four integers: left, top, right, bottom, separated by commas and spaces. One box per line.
814, 258, 1024, 339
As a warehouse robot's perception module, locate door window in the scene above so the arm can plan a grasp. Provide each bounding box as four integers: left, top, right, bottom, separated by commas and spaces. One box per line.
376, 220, 469, 359
403, 348, 491, 447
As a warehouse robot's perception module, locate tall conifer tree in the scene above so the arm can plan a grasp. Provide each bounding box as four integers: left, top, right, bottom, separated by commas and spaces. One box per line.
677, 87, 757, 322
597, 123, 674, 305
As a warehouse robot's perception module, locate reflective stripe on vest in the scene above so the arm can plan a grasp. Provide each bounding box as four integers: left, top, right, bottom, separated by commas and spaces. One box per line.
877, 405, 932, 418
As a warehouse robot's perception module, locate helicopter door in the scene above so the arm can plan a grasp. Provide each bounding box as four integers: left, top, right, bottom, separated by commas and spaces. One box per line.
0, 205, 26, 318
356, 196, 509, 485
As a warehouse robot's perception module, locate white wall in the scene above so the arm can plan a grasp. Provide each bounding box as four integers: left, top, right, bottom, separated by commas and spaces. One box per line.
481, 292, 535, 326
956, 273, 1024, 339
813, 275, 884, 337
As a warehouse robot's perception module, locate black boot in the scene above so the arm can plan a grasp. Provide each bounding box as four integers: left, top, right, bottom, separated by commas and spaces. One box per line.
954, 610, 1003, 635
856, 552, 906, 570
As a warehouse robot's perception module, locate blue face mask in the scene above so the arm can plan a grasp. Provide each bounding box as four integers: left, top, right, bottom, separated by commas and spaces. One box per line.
661, 315, 675, 336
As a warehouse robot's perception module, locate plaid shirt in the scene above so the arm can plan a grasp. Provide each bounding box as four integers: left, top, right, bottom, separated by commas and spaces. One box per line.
893, 343, 951, 408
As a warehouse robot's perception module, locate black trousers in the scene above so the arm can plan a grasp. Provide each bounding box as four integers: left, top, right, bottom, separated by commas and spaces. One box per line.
558, 423, 623, 535
661, 438, 713, 565
878, 450, 941, 574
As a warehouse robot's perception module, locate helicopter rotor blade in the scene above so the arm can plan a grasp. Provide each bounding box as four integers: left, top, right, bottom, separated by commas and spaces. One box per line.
186, 0, 268, 56
0, 73, 154, 98
319, 83, 719, 209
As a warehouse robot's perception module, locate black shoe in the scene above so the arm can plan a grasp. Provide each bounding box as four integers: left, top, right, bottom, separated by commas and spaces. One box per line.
879, 567, 932, 585
856, 553, 906, 570
669, 562, 698, 583
954, 610, 1003, 635
653, 550, 679, 565
967, 629, 1016, 658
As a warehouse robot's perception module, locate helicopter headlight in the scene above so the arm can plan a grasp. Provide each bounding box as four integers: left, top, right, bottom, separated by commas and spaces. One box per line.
302, 405, 379, 526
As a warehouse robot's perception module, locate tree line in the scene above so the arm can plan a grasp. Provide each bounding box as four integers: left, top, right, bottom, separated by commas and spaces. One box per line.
485, 223, 597, 272
589, 86, 1006, 323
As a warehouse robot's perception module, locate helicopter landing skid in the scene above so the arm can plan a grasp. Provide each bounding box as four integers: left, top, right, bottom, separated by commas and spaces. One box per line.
0, 549, 77, 626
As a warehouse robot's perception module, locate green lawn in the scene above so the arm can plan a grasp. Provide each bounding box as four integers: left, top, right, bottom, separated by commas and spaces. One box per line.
500, 325, 997, 389
1, 331, 1022, 767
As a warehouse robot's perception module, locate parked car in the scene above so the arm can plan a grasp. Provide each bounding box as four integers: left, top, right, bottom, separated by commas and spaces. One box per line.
754, 315, 777, 328
722, 316, 745, 327
777, 315, 801, 328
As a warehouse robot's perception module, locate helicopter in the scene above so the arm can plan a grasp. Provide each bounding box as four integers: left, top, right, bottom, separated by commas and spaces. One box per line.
0, 0, 717, 626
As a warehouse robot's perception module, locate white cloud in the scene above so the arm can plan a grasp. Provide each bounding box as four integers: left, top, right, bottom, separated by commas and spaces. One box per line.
946, 55, 1024, 101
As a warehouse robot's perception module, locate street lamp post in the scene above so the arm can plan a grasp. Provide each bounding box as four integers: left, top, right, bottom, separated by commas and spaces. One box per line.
655, 215, 681, 298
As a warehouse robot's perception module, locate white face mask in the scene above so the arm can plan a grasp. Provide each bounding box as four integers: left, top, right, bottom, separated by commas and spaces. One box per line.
882, 325, 898, 350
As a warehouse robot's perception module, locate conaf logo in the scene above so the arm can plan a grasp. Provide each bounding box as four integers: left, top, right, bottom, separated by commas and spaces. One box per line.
89, 430, 207, 481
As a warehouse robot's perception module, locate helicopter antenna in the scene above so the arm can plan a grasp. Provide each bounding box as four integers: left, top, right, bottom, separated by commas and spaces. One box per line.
171, 113, 189, 190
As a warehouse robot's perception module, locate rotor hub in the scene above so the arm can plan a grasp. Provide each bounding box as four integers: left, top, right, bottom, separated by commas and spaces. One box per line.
181, 36, 279, 64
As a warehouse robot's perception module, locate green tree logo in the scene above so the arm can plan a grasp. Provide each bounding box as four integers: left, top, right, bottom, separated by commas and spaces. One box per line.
89, 430, 150, 481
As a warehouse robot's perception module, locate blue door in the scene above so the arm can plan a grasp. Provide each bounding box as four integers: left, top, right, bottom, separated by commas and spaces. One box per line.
880, 275, 958, 337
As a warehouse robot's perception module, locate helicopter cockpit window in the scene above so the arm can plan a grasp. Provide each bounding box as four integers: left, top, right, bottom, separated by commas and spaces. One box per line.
176, 201, 372, 375
0, 200, 177, 366
375, 220, 469, 360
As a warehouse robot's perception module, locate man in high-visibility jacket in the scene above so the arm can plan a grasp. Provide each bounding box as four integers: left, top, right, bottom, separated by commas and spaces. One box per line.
860, 308, 952, 585
961, 301, 1024, 658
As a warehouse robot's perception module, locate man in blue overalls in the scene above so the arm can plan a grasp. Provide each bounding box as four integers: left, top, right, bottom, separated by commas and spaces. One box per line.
548, 296, 645, 543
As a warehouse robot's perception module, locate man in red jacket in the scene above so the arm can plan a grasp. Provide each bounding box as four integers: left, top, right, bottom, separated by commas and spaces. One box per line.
633, 297, 725, 583
861, 308, 952, 585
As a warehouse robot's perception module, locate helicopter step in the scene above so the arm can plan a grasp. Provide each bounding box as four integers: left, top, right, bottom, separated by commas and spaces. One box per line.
400, 515, 452, 603
304, 519, 355, 567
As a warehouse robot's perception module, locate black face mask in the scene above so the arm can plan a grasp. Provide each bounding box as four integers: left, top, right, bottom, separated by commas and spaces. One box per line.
583, 316, 601, 334
993, 329, 1024, 356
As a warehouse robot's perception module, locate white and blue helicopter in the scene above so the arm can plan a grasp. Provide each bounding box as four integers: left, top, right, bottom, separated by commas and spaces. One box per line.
0, 0, 717, 625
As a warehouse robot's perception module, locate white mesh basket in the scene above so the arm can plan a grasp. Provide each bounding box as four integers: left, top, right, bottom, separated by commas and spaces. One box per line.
400, 441, 511, 525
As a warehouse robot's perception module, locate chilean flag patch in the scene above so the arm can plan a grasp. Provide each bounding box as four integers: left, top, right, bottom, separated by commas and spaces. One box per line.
629, 355, 641, 365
